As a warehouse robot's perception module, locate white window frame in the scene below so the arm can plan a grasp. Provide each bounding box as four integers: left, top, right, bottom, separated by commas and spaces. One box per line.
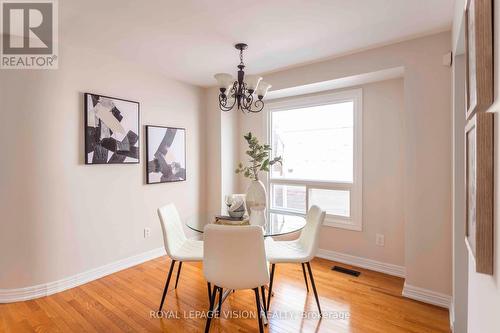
265, 89, 363, 231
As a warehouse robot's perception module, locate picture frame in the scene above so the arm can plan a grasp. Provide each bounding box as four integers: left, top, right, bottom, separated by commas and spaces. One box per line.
465, 112, 494, 274
146, 125, 186, 184
84, 93, 140, 164
464, 0, 493, 120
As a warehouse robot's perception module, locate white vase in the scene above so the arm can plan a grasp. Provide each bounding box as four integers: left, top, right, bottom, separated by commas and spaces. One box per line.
249, 207, 266, 226
246, 180, 267, 226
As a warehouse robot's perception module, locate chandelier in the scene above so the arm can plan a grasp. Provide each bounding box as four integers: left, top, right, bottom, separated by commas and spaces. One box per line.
214, 43, 271, 113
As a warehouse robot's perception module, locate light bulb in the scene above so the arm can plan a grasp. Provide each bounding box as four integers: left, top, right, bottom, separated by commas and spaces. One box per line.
256, 81, 271, 98
214, 73, 234, 93
244, 74, 262, 92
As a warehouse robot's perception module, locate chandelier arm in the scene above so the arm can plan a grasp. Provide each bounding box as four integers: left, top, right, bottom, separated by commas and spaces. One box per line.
227, 82, 237, 100
219, 92, 236, 112
246, 99, 265, 113
240, 86, 253, 111
235, 82, 244, 111
231, 81, 238, 95
219, 81, 238, 111
218, 93, 228, 107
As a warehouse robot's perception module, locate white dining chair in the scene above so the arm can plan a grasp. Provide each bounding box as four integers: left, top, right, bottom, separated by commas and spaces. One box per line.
265, 205, 326, 315
203, 224, 269, 333
157, 203, 203, 312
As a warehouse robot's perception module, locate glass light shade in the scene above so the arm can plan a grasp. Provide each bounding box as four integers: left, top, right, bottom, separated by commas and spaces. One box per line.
256, 81, 272, 98
244, 74, 262, 91
214, 73, 234, 92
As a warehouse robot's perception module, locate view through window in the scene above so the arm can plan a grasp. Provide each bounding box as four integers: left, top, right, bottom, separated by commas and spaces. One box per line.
268, 90, 362, 230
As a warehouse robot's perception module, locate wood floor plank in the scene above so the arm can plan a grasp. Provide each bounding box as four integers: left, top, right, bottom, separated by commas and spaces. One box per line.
36, 296, 89, 332
0, 257, 450, 332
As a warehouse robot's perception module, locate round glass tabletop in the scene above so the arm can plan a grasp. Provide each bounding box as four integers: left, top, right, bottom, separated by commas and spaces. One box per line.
186, 212, 306, 237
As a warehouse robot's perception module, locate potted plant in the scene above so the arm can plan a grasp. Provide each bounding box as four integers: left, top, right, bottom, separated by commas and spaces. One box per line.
235, 132, 282, 222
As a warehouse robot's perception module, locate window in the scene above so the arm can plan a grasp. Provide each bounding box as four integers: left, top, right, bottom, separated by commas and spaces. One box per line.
267, 89, 362, 230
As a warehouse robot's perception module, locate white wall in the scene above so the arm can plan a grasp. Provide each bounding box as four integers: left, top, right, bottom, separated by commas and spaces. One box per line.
452, 1, 500, 332
204, 87, 223, 216
0, 44, 205, 289
237, 79, 406, 266
221, 95, 240, 202
209, 32, 452, 296
323, 79, 405, 265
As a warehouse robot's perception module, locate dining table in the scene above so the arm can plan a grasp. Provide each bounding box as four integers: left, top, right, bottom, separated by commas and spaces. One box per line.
185, 211, 307, 324
186, 212, 307, 237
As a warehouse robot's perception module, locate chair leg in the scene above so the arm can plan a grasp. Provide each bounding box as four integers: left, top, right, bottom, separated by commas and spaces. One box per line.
217, 287, 223, 317
266, 264, 276, 311
158, 260, 176, 312
205, 283, 217, 333
306, 262, 322, 316
174, 261, 183, 289
253, 288, 264, 333
301, 263, 309, 292
207, 282, 212, 301
260, 286, 268, 320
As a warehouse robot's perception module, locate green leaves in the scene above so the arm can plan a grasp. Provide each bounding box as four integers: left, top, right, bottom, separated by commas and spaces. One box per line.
235, 132, 282, 181
260, 159, 269, 172
269, 156, 282, 166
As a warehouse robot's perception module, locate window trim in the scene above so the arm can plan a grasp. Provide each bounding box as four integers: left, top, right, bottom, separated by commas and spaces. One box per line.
265, 89, 363, 231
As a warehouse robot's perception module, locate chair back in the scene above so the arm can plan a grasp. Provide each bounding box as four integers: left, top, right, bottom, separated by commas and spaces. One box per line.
157, 203, 187, 257
298, 205, 326, 258
203, 224, 269, 290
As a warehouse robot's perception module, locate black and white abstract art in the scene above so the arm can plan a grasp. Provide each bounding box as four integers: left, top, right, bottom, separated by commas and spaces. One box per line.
146, 126, 186, 184
84, 93, 140, 164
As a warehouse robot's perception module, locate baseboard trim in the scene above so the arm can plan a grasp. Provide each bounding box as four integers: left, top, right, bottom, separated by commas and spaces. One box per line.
316, 248, 406, 278
0, 247, 166, 303
402, 282, 452, 309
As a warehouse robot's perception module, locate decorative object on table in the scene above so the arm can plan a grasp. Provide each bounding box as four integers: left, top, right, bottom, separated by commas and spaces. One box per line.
246, 181, 267, 213
215, 215, 249, 226
224, 195, 246, 218
465, 112, 493, 274
249, 208, 266, 227
214, 43, 272, 113
215, 215, 243, 221
146, 126, 186, 184
84, 93, 139, 164
464, 0, 493, 119
231, 193, 248, 215
235, 132, 282, 222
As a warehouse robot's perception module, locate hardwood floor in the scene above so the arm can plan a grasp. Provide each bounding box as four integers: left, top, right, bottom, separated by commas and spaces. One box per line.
0, 257, 450, 333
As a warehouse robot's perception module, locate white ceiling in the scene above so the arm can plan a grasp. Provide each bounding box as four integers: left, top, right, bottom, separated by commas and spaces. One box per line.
61, 0, 454, 87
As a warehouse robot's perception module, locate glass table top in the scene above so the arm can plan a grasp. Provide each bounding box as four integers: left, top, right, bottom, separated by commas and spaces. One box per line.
186, 212, 306, 237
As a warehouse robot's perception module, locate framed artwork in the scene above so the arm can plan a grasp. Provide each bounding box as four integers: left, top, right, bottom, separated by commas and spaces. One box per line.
84, 93, 140, 164
465, 113, 493, 274
465, 0, 493, 119
146, 125, 186, 184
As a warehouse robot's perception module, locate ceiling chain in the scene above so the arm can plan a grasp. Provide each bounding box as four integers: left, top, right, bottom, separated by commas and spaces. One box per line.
239, 48, 244, 66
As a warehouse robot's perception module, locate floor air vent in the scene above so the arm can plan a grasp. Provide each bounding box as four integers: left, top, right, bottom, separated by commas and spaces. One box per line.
332, 265, 361, 277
